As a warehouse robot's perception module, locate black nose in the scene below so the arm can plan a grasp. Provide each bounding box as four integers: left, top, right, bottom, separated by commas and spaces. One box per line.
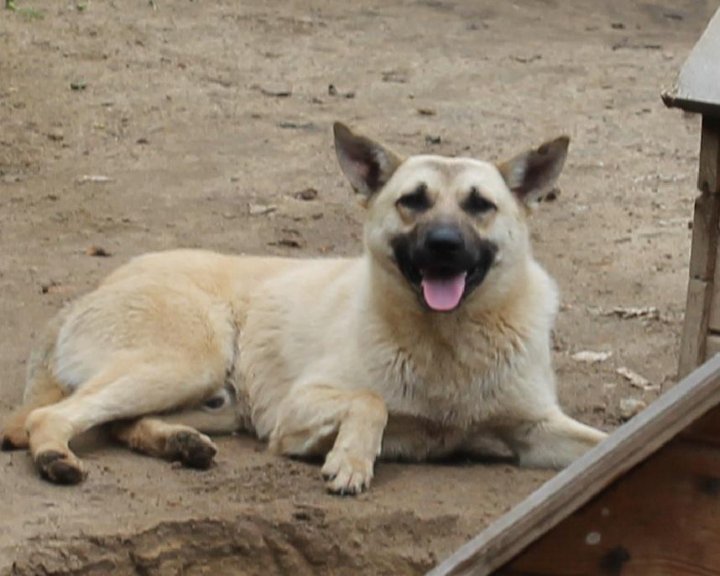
425, 226, 464, 254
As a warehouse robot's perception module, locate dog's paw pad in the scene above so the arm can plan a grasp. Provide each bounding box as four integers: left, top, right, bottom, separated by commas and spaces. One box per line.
322, 449, 374, 496
36, 450, 85, 485
166, 431, 217, 470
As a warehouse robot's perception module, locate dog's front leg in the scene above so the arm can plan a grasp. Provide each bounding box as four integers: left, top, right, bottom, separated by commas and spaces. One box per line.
269, 385, 388, 495
501, 410, 607, 469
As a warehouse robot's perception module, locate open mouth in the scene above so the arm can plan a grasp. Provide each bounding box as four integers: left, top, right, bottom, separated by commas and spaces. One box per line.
390, 228, 498, 313
418, 265, 492, 312
420, 271, 468, 312
397, 260, 492, 312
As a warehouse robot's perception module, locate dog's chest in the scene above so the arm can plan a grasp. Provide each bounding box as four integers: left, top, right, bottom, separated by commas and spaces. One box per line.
373, 324, 522, 428
371, 331, 523, 460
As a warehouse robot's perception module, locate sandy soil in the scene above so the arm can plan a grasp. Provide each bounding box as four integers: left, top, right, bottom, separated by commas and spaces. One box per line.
0, 0, 715, 573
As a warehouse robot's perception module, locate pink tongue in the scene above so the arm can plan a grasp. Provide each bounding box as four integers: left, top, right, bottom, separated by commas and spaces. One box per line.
421, 273, 467, 311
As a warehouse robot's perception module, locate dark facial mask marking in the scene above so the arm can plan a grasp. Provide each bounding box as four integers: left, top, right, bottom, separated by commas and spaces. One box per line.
390, 223, 497, 312
396, 183, 431, 212
461, 187, 497, 216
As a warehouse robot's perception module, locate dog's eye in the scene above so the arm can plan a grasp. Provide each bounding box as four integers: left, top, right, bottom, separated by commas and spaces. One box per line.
396, 184, 431, 212
463, 188, 496, 216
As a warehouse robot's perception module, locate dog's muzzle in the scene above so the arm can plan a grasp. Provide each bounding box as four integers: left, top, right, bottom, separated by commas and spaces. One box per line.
391, 224, 497, 312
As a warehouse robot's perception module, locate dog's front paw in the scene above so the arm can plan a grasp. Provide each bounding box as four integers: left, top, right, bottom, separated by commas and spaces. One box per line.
321, 448, 374, 495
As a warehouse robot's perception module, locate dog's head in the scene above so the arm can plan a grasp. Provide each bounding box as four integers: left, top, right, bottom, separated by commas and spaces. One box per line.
334, 122, 569, 313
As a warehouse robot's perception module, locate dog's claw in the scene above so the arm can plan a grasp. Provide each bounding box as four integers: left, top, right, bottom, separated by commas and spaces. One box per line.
322, 449, 374, 496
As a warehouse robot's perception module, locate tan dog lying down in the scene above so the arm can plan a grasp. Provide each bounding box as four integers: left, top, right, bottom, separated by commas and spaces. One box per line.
1, 123, 606, 494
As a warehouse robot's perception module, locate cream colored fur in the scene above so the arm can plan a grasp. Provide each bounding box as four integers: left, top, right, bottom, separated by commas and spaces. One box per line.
1, 124, 606, 493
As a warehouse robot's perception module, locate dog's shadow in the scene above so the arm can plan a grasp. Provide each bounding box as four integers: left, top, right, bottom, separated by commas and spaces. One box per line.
424, 451, 516, 467
289, 442, 517, 494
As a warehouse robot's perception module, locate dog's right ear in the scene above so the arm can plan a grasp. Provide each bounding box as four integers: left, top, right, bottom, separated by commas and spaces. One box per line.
498, 136, 570, 205
333, 122, 402, 204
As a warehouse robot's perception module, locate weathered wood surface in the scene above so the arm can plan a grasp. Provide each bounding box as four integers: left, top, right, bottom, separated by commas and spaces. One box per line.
703, 333, 720, 362
696, 119, 720, 342
662, 8, 720, 116
689, 193, 720, 281
428, 355, 720, 576
698, 115, 720, 194
499, 440, 720, 576
680, 278, 713, 377
678, 192, 720, 376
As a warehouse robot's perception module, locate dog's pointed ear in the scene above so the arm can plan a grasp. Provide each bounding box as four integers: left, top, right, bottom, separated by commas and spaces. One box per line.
333, 122, 402, 203
498, 136, 570, 204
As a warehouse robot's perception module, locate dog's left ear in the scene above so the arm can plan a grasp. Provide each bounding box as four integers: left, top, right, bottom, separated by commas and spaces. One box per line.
334, 122, 402, 204
498, 136, 570, 204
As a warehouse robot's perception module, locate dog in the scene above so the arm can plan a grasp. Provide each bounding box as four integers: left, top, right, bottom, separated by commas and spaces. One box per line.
1, 123, 606, 494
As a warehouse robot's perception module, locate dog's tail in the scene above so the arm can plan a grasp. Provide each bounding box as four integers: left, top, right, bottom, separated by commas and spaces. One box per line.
1, 308, 70, 451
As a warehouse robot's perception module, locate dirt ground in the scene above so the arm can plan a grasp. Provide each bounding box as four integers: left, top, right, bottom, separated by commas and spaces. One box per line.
0, 0, 716, 574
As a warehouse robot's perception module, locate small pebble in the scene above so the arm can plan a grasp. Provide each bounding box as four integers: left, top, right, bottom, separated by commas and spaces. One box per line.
619, 398, 646, 420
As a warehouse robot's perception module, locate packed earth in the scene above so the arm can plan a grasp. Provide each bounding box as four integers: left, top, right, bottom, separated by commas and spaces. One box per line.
0, 0, 715, 574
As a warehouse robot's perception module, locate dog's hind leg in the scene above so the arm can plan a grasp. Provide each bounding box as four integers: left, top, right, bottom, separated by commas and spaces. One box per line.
25, 356, 225, 484
268, 385, 388, 495
108, 383, 244, 468
109, 417, 218, 469
2, 312, 68, 451
1, 381, 64, 451
502, 410, 607, 469
1, 360, 67, 451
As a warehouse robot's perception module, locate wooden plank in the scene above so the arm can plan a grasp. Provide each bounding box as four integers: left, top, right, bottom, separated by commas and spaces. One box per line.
679, 278, 712, 377
699, 115, 720, 194
683, 127, 720, 364
708, 258, 720, 333
688, 193, 720, 281
706, 334, 720, 359
428, 356, 720, 576
499, 440, 720, 576
663, 8, 720, 115
680, 191, 720, 375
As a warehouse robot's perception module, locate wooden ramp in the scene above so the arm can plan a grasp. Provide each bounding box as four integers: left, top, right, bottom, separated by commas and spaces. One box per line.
429, 354, 720, 576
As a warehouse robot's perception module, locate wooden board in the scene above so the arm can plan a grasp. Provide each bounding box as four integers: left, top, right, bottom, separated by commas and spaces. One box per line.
699, 120, 720, 334
704, 334, 720, 361
680, 191, 720, 376
689, 193, 720, 282
500, 440, 720, 576
662, 8, 720, 116
680, 278, 713, 377
428, 355, 720, 576
698, 115, 720, 194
